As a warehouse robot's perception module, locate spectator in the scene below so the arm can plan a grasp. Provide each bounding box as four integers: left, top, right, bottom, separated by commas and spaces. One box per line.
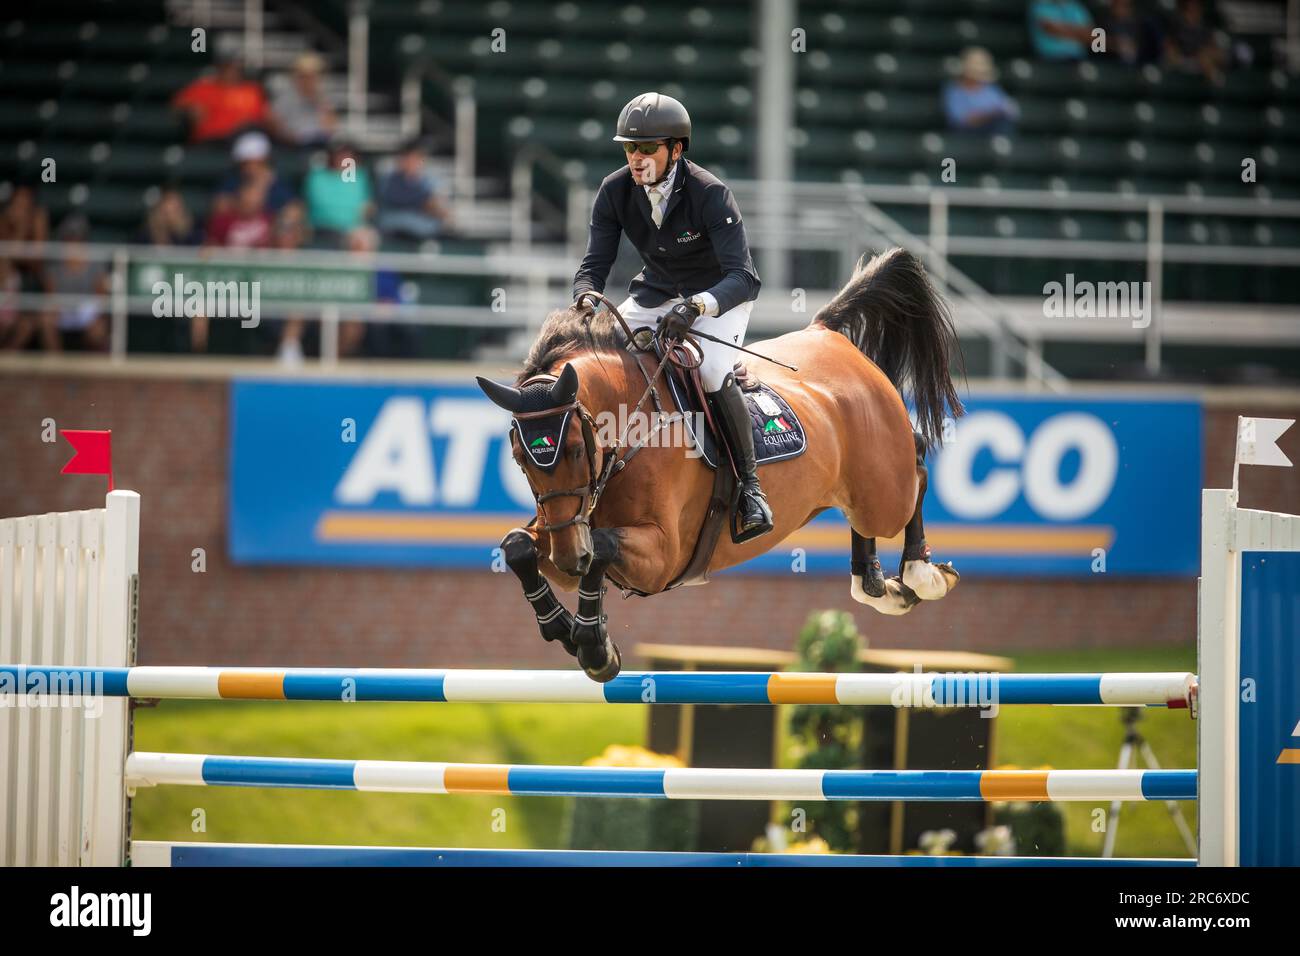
331, 226, 381, 358
351, 225, 416, 359
1099, 0, 1164, 66
41, 215, 109, 352
943, 48, 1018, 134
1165, 0, 1226, 84
171, 53, 269, 144
214, 131, 297, 217
268, 205, 310, 365
377, 139, 455, 240
191, 181, 272, 355
1028, 0, 1096, 60
206, 179, 273, 249
133, 188, 202, 355
272, 202, 309, 249
140, 186, 202, 246
304, 139, 373, 244
0, 257, 35, 350
0, 183, 50, 348
270, 53, 337, 147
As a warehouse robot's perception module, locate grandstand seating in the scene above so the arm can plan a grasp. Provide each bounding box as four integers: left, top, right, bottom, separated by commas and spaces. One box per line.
1, 0, 1296, 370
362, 0, 1299, 307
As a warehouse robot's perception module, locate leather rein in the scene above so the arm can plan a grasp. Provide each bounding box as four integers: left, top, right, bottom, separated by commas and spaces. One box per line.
516, 291, 700, 534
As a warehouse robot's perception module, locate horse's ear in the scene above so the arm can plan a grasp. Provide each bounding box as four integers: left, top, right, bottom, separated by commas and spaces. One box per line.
549, 363, 579, 406
476, 376, 524, 412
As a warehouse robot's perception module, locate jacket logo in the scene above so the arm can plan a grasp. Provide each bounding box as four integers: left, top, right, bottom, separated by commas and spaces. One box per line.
676, 230, 702, 244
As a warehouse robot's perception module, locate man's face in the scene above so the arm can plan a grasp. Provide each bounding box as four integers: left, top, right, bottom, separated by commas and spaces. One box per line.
400, 150, 425, 176
624, 141, 675, 185
295, 68, 320, 95
239, 158, 268, 179
236, 183, 266, 215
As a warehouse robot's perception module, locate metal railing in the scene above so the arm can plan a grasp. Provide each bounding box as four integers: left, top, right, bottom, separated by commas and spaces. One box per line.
0, 240, 572, 364
399, 62, 477, 204
551, 171, 1300, 386
733, 182, 1300, 382
555, 170, 1071, 388
7, 178, 1295, 382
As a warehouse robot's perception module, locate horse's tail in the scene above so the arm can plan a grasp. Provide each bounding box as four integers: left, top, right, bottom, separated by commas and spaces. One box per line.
810, 247, 964, 449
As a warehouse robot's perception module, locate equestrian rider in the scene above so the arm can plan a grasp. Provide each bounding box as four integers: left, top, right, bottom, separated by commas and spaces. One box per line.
571, 92, 774, 541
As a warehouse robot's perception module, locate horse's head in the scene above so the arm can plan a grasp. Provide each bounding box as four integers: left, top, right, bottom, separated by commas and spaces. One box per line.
477, 362, 607, 577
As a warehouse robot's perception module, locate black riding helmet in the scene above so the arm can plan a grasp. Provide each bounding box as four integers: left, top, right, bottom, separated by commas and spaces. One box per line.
613, 92, 691, 151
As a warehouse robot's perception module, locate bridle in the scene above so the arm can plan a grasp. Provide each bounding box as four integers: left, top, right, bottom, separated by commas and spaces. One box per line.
513, 292, 699, 534
513, 392, 614, 533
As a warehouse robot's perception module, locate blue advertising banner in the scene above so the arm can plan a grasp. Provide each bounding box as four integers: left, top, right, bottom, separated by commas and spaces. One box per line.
229, 380, 1202, 577
1238, 551, 1300, 865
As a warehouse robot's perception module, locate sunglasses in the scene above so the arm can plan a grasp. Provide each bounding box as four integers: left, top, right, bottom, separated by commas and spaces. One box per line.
622, 141, 666, 155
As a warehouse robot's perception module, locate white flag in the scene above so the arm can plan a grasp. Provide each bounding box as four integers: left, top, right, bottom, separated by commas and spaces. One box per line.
1236, 417, 1294, 468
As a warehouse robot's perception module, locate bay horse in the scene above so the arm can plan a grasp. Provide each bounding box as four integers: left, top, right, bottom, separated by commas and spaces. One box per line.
477, 247, 964, 681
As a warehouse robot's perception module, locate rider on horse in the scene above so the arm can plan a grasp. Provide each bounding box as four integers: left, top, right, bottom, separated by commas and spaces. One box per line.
571, 91, 774, 542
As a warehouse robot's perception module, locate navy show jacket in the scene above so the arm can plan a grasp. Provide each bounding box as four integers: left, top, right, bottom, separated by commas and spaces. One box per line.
572, 157, 761, 315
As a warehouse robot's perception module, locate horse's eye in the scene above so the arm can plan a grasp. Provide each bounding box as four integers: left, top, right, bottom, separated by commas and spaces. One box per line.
570, 444, 584, 461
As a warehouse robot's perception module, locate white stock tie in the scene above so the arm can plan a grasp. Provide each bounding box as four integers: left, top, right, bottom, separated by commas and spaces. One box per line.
650, 187, 667, 227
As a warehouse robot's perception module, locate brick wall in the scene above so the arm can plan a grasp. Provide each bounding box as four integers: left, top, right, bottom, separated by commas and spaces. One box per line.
1, 366, 1296, 666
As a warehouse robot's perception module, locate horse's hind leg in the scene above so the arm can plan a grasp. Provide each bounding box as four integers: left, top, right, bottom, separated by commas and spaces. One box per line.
898, 432, 960, 601
850, 530, 886, 599
848, 432, 958, 614
850, 529, 921, 615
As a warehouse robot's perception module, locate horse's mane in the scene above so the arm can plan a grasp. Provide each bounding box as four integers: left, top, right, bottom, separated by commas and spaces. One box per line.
516, 305, 628, 384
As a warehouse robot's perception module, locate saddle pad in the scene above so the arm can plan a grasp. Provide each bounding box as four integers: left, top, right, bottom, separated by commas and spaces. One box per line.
662, 371, 807, 470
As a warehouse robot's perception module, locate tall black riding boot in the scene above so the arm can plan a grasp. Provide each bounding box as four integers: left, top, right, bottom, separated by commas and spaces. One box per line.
709, 372, 774, 543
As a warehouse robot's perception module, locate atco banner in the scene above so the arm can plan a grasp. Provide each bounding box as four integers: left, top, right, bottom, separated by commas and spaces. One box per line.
229, 380, 1201, 576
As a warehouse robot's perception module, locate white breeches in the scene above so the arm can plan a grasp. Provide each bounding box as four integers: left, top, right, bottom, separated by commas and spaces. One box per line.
616, 296, 754, 391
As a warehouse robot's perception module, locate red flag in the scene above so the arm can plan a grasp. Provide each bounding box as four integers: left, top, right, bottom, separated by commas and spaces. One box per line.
61, 429, 114, 492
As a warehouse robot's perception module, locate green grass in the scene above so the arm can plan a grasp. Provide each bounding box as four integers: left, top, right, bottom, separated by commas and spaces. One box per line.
989, 646, 1198, 861
131, 646, 1198, 860
132, 700, 646, 850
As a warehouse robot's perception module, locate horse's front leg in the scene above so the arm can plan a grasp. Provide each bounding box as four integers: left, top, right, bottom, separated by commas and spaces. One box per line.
501, 527, 578, 656
570, 527, 624, 682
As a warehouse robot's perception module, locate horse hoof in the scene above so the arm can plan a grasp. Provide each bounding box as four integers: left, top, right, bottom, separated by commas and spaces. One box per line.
902, 558, 959, 601
581, 639, 622, 683
572, 614, 621, 682
851, 575, 920, 616
864, 555, 886, 597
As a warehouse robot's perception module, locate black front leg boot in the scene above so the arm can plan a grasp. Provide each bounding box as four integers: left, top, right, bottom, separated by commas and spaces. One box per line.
501, 528, 576, 656
569, 528, 623, 683
709, 372, 774, 544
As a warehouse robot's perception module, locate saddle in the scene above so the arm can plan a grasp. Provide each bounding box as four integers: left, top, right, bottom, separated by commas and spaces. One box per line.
653, 342, 807, 473
630, 339, 807, 593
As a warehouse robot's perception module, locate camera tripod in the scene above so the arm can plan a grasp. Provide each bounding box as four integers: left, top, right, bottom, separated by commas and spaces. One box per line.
1103, 706, 1197, 858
